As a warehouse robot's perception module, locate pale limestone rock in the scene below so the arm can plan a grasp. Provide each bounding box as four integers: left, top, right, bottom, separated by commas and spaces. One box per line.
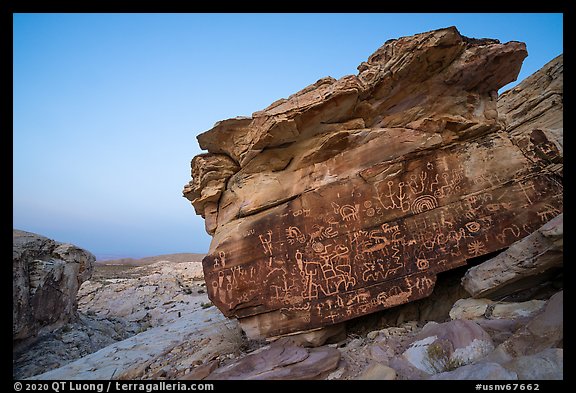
30, 307, 240, 380
16, 259, 211, 379
503, 348, 563, 380
402, 320, 494, 374
402, 335, 439, 374
450, 298, 546, 320
369, 342, 395, 363
77, 261, 205, 328
13, 314, 139, 379
495, 291, 563, 358
449, 298, 492, 320
356, 362, 397, 380
429, 362, 517, 380
491, 300, 547, 319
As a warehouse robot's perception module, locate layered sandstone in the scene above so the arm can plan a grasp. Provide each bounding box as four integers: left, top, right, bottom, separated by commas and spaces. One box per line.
13, 230, 95, 341
497, 54, 563, 178
183, 27, 563, 338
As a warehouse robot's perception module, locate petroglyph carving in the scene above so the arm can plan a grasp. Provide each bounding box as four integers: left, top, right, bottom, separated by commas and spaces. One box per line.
259, 230, 274, 255
322, 225, 339, 239
416, 255, 430, 270
332, 202, 360, 222
364, 200, 377, 217
411, 275, 434, 292
309, 224, 325, 243
516, 181, 537, 207
295, 244, 356, 300
496, 224, 522, 244
464, 221, 481, 233
537, 204, 561, 222
467, 240, 487, 257
310, 242, 324, 254
292, 208, 311, 217
376, 180, 411, 212
286, 226, 306, 244
411, 194, 439, 214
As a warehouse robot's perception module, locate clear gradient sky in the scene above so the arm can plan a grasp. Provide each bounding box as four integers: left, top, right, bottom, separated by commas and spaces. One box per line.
13, 13, 563, 260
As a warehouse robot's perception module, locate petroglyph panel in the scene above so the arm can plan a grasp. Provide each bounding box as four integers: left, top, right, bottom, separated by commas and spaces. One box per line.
184, 29, 566, 339
202, 133, 563, 336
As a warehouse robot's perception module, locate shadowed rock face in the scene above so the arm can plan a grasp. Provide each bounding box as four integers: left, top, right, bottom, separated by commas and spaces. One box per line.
183, 27, 563, 338
13, 230, 95, 341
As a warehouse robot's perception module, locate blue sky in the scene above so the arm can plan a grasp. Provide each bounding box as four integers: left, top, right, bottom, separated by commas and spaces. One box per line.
13, 13, 563, 260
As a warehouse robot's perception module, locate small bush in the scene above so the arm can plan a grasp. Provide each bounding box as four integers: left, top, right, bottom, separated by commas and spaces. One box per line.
425, 341, 463, 373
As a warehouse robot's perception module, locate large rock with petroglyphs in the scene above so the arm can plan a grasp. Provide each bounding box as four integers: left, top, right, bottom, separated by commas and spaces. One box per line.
183, 27, 563, 339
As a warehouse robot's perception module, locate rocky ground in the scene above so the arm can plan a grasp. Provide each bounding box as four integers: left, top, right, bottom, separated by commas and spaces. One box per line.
13, 258, 228, 379
16, 254, 562, 381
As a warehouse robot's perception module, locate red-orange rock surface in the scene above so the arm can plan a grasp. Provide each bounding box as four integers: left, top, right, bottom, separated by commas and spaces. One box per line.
183, 27, 563, 339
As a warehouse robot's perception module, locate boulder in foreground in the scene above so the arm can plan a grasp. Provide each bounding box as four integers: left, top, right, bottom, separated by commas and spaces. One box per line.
13, 230, 95, 341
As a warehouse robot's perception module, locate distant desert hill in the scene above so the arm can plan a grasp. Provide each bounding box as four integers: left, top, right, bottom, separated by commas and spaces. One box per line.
96, 253, 206, 266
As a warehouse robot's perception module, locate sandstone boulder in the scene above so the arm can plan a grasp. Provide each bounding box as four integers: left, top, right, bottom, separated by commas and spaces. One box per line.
183, 27, 562, 338
462, 213, 562, 299
498, 54, 563, 178
13, 230, 95, 341
449, 298, 546, 320
401, 319, 494, 374
496, 290, 563, 358
356, 362, 397, 380
205, 338, 340, 380
503, 348, 563, 380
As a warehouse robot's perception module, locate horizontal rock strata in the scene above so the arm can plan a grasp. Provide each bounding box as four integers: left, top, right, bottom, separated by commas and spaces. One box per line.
183, 27, 563, 338
13, 230, 95, 342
